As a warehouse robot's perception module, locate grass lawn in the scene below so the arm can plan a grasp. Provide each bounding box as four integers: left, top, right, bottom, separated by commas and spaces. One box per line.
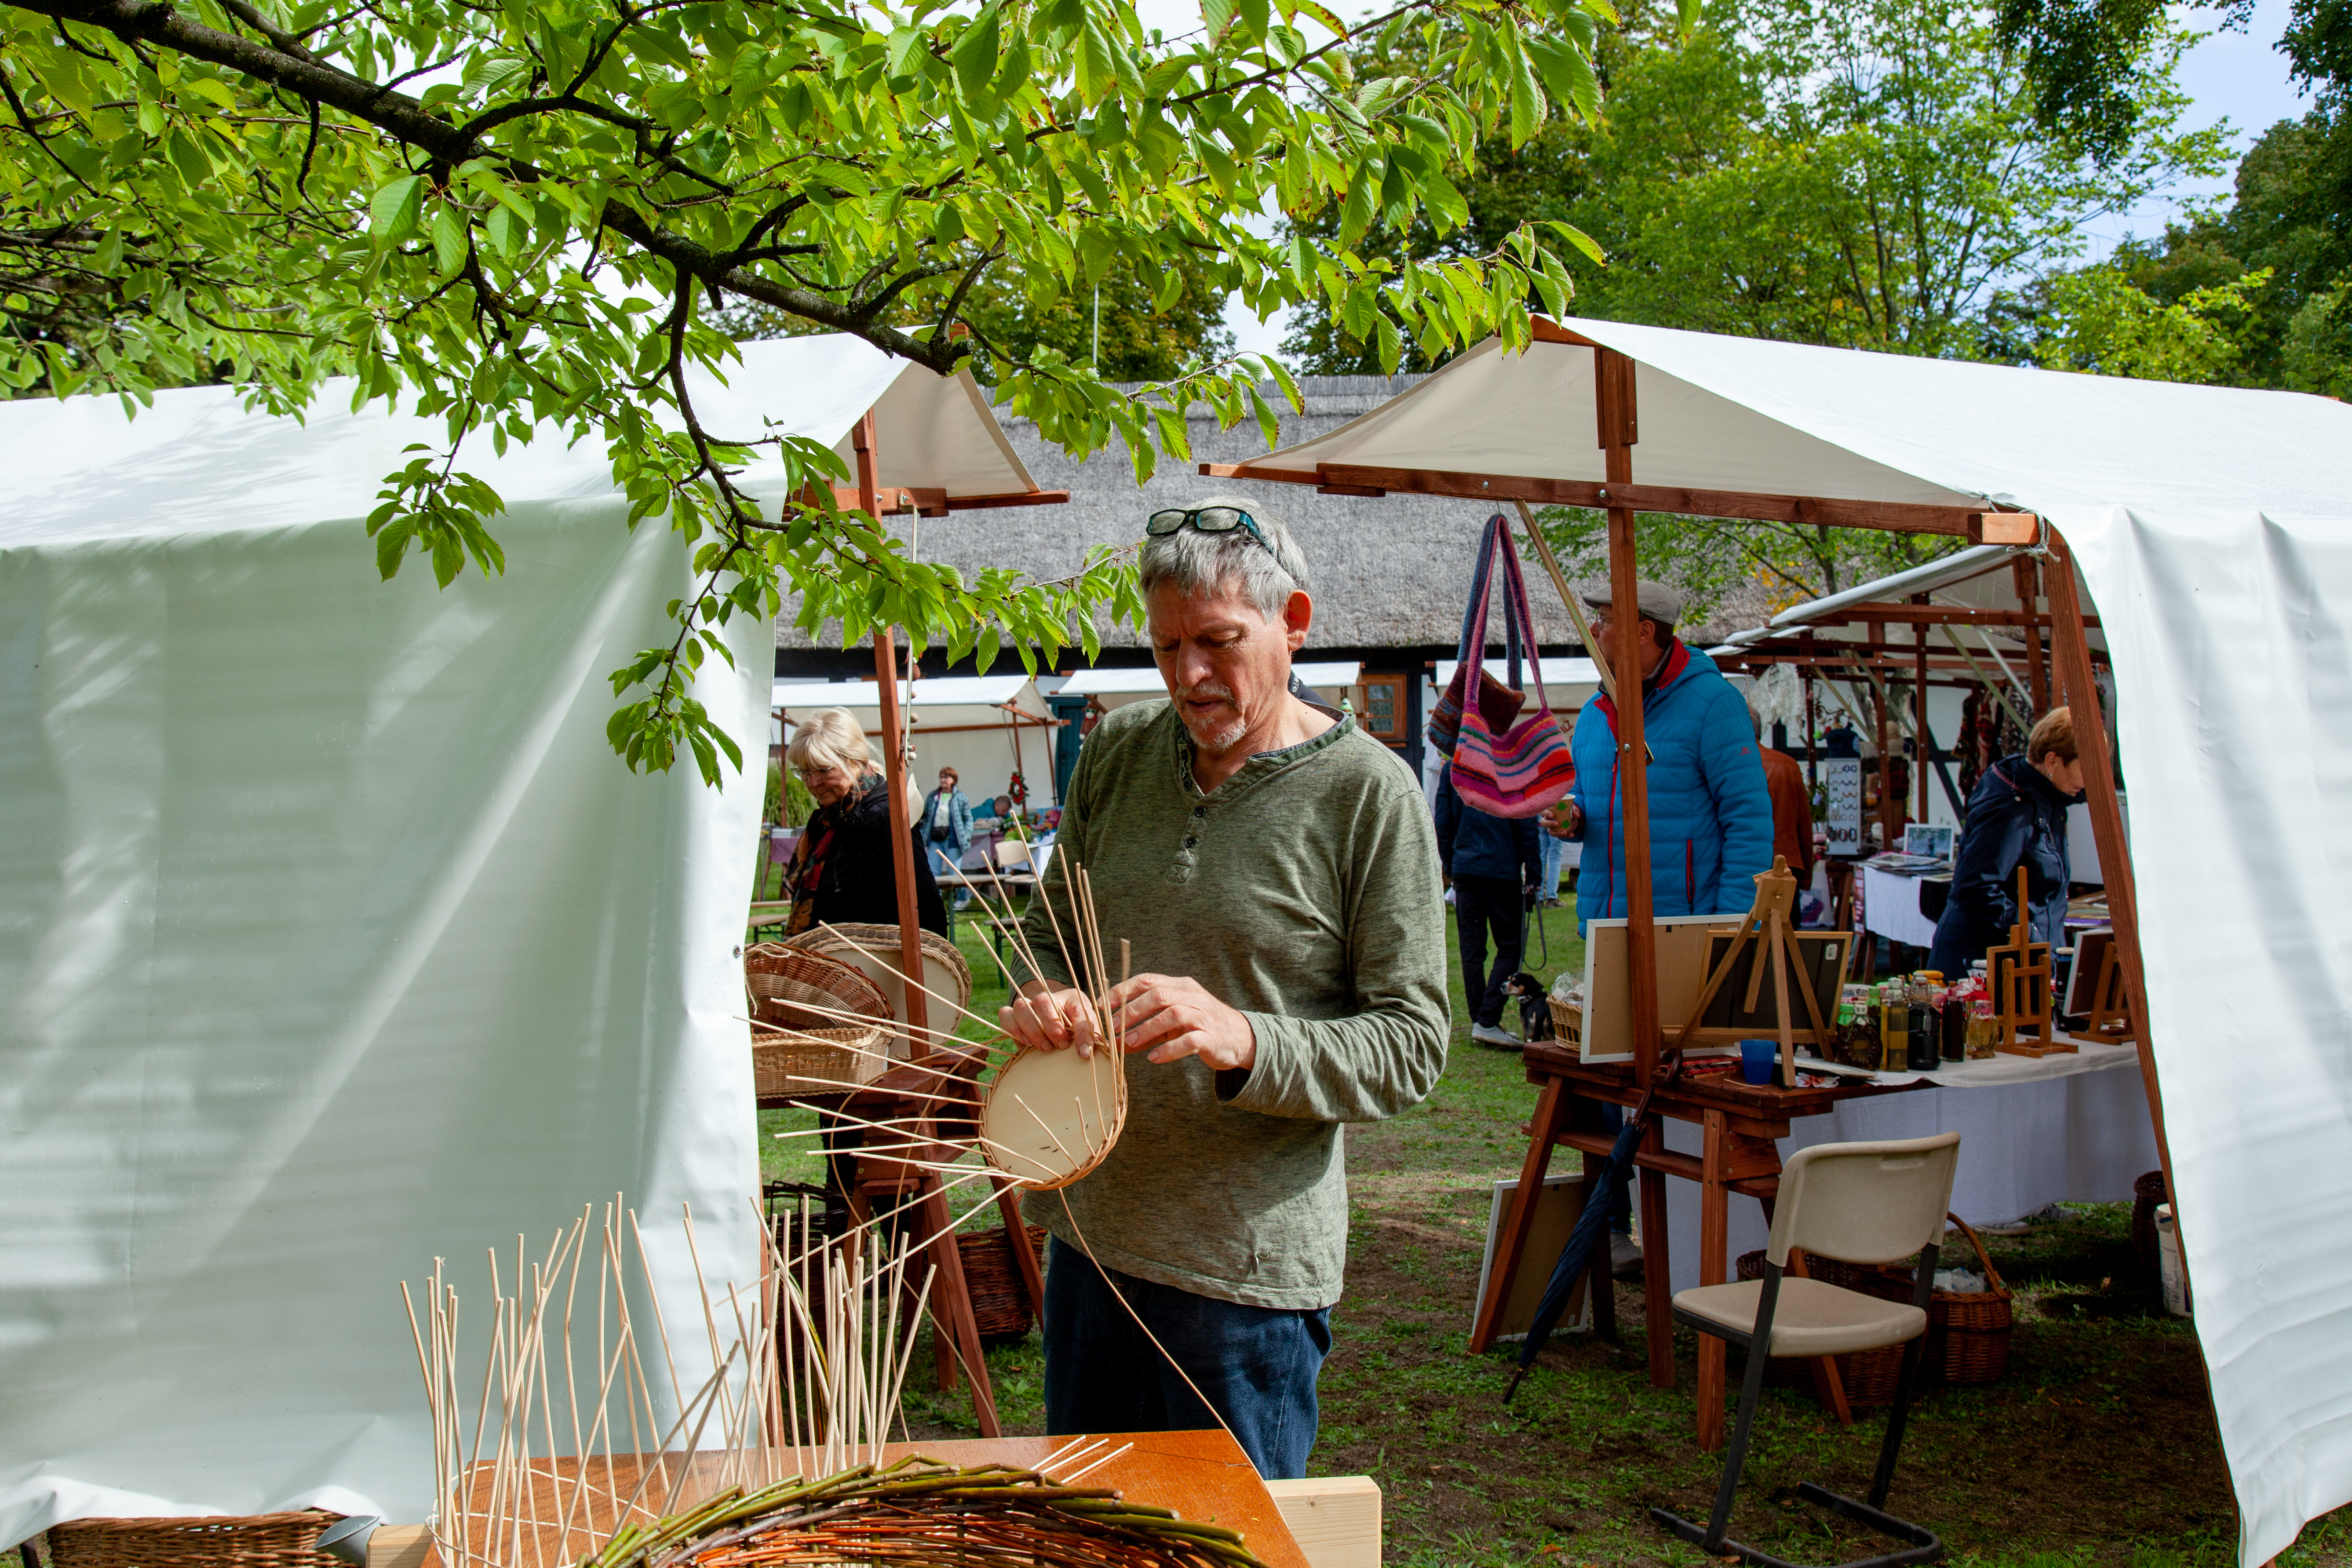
799, 899, 2352, 1568
10, 901, 2339, 1568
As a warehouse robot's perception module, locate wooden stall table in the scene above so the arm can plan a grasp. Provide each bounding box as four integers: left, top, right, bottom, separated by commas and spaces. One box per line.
425, 1430, 1311, 1568
1469, 1041, 1914, 1450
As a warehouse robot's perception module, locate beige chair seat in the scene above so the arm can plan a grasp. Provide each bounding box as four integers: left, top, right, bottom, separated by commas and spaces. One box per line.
1674, 1277, 1928, 1358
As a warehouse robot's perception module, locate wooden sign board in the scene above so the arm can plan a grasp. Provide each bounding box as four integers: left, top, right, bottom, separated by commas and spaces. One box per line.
1576, 913, 1747, 1063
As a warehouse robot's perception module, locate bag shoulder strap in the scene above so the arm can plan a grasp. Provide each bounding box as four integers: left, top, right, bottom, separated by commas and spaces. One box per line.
1496, 522, 1548, 712
1455, 516, 1503, 665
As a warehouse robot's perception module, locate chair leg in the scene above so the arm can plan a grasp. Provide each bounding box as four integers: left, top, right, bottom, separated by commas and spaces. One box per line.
1701, 1265, 1781, 1548
1869, 1241, 1940, 1510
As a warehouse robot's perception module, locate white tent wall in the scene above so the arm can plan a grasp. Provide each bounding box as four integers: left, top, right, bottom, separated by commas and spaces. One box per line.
0, 515, 767, 1538
2059, 504, 2352, 1565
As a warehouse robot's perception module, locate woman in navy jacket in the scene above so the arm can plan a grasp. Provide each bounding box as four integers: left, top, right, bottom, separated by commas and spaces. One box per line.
1925, 707, 2087, 981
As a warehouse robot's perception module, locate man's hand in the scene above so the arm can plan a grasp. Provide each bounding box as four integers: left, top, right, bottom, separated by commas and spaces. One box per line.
1107, 973, 1257, 1071
1000, 983, 1105, 1057
1547, 800, 1582, 839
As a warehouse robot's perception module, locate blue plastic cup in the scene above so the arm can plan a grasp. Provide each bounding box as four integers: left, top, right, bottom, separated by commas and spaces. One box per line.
1739, 1038, 1778, 1085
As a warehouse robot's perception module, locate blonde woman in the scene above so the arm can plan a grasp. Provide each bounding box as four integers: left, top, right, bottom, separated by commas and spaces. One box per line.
779, 707, 947, 938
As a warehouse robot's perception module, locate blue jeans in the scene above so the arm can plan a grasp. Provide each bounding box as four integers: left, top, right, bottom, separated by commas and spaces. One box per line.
1539, 831, 1564, 902
925, 841, 969, 905
1042, 1237, 1331, 1479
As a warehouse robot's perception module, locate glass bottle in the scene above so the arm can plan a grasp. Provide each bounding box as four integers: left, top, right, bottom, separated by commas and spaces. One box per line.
1966, 997, 1998, 1059
1906, 977, 1941, 1071
1879, 980, 1909, 1069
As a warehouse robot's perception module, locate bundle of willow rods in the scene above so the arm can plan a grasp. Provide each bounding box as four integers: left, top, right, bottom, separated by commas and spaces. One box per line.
578, 1457, 1270, 1568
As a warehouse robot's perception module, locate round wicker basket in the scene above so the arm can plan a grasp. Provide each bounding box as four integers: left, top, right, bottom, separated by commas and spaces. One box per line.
786, 923, 973, 1045
45, 1510, 344, 1568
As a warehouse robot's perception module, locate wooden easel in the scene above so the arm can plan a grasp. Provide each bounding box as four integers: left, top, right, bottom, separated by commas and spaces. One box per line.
2082, 936, 2138, 1043
1990, 865, 2073, 1057
1670, 856, 1835, 1086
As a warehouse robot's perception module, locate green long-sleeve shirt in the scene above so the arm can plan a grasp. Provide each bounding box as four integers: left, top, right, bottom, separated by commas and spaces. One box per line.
1016, 697, 1448, 1309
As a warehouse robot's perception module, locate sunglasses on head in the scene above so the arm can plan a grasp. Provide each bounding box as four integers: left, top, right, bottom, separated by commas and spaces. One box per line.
1146, 506, 1273, 554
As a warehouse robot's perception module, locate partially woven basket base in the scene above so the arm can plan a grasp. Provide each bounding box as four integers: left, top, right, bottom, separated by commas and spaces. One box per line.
46, 1510, 343, 1568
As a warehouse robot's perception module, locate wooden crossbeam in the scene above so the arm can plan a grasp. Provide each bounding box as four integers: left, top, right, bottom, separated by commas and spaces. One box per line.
1198, 461, 2036, 543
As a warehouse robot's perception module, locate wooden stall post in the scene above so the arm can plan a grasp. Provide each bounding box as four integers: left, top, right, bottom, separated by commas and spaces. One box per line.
1913, 593, 1932, 823
854, 412, 1001, 1436
2014, 557, 2050, 712
2042, 534, 2177, 1202
1594, 346, 1678, 1395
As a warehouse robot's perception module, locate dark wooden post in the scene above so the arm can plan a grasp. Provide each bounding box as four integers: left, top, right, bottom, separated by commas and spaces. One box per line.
2014, 557, 2050, 713
1913, 592, 1932, 822
1870, 622, 1896, 851
2042, 534, 2176, 1202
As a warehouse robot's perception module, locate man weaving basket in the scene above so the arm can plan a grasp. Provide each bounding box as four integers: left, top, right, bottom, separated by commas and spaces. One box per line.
999, 496, 1448, 1479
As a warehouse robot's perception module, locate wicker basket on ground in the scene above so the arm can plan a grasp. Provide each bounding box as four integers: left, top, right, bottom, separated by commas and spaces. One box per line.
1739, 1213, 2014, 1407
959, 1223, 1050, 1338
2131, 1169, 2169, 1276
45, 1511, 345, 1568
745, 943, 893, 1099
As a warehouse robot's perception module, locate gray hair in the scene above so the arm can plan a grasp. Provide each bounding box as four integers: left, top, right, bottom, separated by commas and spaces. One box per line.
785, 707, 878, 775
1136, 493, 1312, 622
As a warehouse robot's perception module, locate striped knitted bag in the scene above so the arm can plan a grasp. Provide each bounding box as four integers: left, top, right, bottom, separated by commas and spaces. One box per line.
1451, 514, 1575, 818
1426, 515, 1528, 758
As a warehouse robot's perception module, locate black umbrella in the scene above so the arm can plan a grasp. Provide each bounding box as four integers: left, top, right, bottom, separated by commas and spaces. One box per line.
1502, 1053, 1683, 1403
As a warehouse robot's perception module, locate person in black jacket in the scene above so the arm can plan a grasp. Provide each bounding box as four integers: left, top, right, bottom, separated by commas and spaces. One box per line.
780, 707, 948, 939
1925, 707, 2086, 981
1434, 769, 1545, 1047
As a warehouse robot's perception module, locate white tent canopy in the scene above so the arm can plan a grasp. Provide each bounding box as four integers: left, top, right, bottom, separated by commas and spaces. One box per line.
1233, 318, 2352, 1564
0, 337, 1043, 1547
772, 675, 1057, 808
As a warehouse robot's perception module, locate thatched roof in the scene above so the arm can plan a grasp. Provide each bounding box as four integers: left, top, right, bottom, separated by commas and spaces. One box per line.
776, 374, 1765, 659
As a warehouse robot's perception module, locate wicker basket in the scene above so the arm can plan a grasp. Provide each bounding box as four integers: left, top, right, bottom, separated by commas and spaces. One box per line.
2131, 1169, 2168, 1277
46, 1511, 345, 1568
787, 923, 974, 1030
745, 943, 893, 1098
1740, 1213, 2013, 1404
1547, 997, 1583, 1050
959, 1223, 1049, 1338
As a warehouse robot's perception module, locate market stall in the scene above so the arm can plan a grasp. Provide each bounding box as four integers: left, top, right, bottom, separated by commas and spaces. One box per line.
1207, 315, 2352, 1563
772, 674, 1061, 813
0, 335, 1061, 1546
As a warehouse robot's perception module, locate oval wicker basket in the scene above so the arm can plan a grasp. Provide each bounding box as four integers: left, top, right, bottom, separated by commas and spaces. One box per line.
959, 1223, 1050, 1338
1740, 1213, 2014, 1406
46, 1510, 345, 1568
786, 923, 972, 1047
745, 943, 893, 1098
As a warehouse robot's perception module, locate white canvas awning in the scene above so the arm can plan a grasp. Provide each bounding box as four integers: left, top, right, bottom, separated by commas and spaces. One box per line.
1224, 317, 2352, 1564
0, 340, 1051, 1548
0, 335, 1050, 550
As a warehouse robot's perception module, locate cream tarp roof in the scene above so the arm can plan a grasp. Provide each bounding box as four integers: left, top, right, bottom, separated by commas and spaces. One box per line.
1241, 319, 2352, 1565
0, 334, 1041, 547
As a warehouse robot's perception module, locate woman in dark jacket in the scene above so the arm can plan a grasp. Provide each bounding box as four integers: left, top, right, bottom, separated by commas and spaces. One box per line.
781, 707, 948, 938
1925, 707, 2086, 981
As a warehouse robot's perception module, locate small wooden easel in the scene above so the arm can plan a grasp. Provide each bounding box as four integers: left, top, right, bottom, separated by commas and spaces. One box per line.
1991, 866, 2075, 1057
2079, 931, 2137, 1043
1672, 856, 1835, 1087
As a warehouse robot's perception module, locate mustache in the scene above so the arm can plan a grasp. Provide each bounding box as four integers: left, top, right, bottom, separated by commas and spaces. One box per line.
1176, 680, 1237, 701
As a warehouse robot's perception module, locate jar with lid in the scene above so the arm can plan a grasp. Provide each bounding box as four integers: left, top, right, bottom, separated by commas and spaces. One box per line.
1841, 986, 1881, 1069
1965, 997, 1998, 1059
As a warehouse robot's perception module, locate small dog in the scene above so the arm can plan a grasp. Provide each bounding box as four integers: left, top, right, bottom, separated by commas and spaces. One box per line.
1502, 972, 1556, 1042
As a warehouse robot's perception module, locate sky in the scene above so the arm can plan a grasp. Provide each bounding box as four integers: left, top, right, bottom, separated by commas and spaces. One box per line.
1209, 0, 2321, 357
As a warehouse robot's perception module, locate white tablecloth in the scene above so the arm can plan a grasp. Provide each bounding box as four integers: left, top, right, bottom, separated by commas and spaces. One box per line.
1662, 1045, 2158, 1291
1861, 864, 1941, 948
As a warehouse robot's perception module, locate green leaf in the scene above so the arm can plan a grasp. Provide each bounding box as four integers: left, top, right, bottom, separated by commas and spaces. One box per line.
370, 174, 425, 243
1201, 0, 1238, 37
951, 4, 1001, 97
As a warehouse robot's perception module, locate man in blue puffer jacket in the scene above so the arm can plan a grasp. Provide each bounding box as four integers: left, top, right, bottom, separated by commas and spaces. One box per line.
1560, 580, 1775, 932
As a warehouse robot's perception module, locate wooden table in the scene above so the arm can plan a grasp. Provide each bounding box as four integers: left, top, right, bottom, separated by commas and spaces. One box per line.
429, 1430, 1308, 1568
1468, 1042, 1912, 1449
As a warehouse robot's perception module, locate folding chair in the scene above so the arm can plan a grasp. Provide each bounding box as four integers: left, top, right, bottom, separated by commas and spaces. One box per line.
1650, 1131, 1962, 1568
